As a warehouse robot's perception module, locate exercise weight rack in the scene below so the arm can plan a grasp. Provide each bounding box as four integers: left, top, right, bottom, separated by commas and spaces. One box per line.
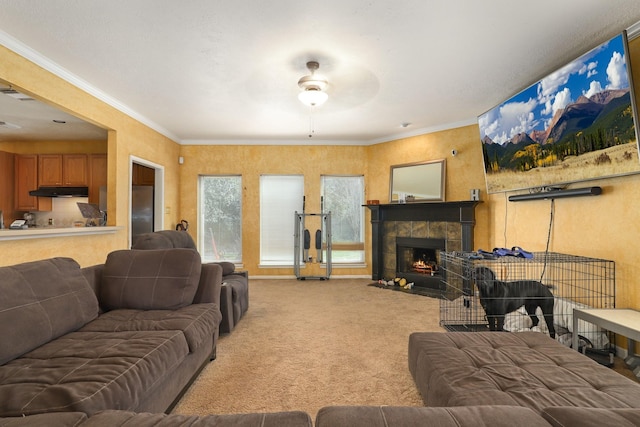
293, 197, 332, 280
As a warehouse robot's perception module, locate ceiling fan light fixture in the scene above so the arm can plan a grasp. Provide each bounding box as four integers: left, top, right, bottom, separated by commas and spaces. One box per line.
297, 75, 328, 92
298, 88, 328, 106
298, 61, 328, 106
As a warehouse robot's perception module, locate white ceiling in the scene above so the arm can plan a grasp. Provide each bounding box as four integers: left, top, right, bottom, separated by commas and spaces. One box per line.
1, 0, 640, 145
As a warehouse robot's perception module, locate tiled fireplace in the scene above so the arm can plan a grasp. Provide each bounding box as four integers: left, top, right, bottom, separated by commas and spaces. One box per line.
366, 201, 480, 292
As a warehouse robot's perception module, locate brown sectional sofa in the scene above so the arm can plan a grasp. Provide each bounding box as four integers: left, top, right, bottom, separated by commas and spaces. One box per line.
314, 405, 640, 427
3, 247, 640, 426
0, 410, 313, 427
0, 249, 222, 416
315, 405, 552, 427
540, 407, 640, 426
5, 406, 640, 427
132, 230, 249, 333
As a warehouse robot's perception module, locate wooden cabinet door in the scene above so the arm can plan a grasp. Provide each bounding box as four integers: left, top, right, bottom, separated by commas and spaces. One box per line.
88, 153, 107, 205
38, 154, 63, 186
0, 151, 16, 222
15, 154, 39, 210
38, 154, 89, 186
15, 154, 51, 211
63, 154, 89, 186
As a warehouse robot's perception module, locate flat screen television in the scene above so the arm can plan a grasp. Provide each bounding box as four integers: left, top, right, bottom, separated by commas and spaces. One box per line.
478, 31, 640, 194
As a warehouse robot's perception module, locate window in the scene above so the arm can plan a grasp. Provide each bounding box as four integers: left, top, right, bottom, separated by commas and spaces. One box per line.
321, 175, 365, 264
260, 175, 304, 265
199, 175, 242, 263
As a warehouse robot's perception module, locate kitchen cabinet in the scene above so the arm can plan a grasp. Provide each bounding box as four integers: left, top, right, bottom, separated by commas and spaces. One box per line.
38, 154, 89, 186
63, 154, 89, 186
88, 153, 107, 206
15, 154, 51, 212
38, 154, 63, 186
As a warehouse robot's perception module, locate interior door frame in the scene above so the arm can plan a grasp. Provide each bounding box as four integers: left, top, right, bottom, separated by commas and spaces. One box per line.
129, 155, 164, 247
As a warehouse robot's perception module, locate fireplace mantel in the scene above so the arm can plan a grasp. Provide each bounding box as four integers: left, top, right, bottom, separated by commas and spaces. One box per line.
366, 201, 479, 222
366, 201, 480, 281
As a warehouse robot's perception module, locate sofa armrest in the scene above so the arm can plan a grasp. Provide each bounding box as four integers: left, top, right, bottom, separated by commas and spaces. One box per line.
193, 262, 223, 306
219, 283, 235, 333
213, 261, 236, 276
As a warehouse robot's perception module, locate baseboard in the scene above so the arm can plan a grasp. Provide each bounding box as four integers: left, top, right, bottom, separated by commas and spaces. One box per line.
614, 344, 640, 380
616, 344, 627, 358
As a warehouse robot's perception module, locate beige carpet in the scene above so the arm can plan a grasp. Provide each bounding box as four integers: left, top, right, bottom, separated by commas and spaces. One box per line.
172, 278, 443, 419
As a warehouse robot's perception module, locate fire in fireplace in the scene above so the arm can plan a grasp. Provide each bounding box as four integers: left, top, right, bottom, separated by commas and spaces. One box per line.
396, 237, 446, 291
410, 252, 437, 275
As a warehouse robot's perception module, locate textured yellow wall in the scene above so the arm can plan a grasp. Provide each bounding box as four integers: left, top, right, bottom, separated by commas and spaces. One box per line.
178, 144, 369, 277
179, 125, 491, 277
366, 125, 492, 250
478, 36, 640, 312
484, 173, 640, 310
0, 44, 182, 267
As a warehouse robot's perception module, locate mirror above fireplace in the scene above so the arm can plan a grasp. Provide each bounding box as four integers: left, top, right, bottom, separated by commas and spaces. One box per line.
389, 159, 445, 203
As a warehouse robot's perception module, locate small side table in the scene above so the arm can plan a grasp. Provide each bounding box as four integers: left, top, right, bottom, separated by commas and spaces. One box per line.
573, 308, 640, 379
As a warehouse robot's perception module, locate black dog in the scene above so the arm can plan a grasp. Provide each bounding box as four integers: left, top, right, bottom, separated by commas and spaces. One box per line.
472, 266, 555, 338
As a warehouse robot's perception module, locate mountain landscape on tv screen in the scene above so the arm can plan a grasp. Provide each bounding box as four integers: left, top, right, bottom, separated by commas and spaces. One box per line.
479, 32, 640, 193
482, 88, 636, 174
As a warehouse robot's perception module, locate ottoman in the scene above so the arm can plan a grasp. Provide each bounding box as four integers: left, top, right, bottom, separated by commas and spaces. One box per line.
408, 332, 640, 412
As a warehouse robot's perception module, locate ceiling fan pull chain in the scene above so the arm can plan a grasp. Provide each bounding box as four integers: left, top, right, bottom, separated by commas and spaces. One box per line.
308, 106, 315, 138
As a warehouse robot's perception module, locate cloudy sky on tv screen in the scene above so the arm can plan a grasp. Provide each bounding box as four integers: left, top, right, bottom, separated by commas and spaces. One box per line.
479, 34, 630, 145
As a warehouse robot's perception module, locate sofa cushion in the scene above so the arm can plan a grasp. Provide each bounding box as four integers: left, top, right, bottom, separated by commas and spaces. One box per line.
315, 405, 552, 427
541, 407, 640, 427
84, 409, 313, 427
0, 257, 99, 365
0, 330, 189, 416
0, 412, 88, 426
101, 249, 201, 310
408, 332, 640, 412
80, 303, 220, 352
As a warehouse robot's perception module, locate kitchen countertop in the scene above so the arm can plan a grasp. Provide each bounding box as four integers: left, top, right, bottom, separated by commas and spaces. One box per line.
0, 225, 123, 241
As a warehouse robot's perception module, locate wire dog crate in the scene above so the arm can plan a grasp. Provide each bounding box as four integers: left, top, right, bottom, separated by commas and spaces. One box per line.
439, 251, 615, 352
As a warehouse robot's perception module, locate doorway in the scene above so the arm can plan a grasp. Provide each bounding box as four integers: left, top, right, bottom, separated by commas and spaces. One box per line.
129, 156, 164, 247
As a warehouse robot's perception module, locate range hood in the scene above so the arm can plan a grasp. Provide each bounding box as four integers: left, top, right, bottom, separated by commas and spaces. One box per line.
29, 186, 89, 197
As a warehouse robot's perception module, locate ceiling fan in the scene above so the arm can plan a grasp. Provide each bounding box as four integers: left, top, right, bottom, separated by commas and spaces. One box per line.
297, 61, 329, 107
